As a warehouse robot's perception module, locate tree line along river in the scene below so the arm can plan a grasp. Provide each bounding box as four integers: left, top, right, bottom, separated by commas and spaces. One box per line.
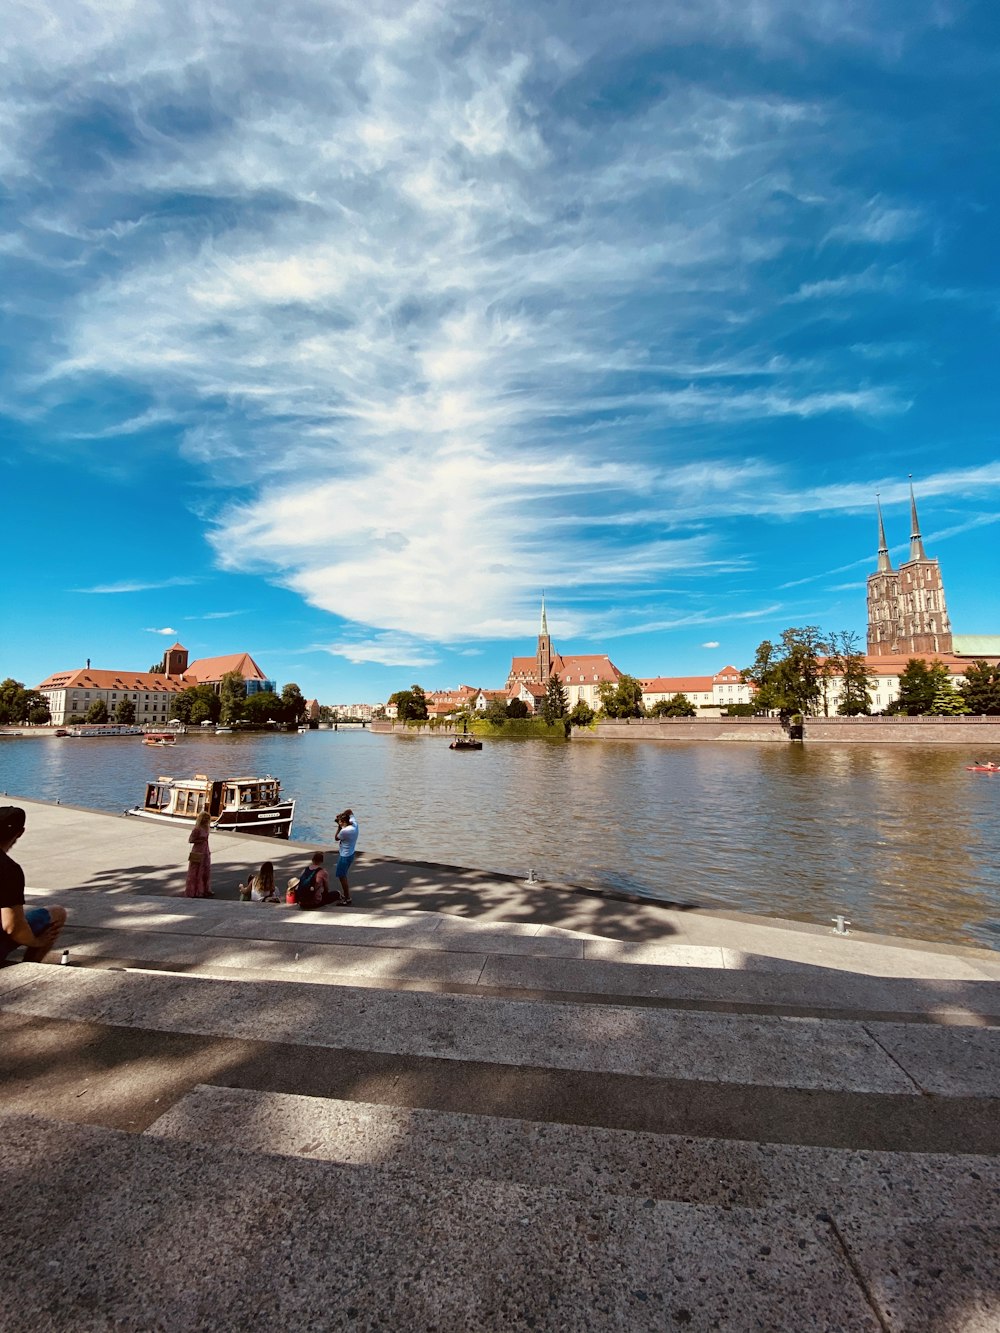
1, 728, 998, 951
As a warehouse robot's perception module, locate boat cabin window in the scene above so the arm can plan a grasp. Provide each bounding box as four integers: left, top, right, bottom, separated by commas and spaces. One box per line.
144, 783, 165, 810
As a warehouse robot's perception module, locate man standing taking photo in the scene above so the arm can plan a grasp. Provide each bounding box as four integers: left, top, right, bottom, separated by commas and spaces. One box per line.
0, 807, 68, 964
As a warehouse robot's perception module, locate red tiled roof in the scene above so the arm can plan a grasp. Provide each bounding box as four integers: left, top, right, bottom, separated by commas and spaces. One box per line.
37, 668, 185, 693
553, 654, 621, 684
182, 652, 269, 683
641, 676, 715, 694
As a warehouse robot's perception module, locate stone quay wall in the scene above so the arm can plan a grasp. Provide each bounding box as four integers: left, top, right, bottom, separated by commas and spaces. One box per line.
372, 716, 1000, 745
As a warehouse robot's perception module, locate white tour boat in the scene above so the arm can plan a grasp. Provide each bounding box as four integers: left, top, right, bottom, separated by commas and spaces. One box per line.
142, 731, 177, 746
69, 724, 145, 738
126, 773, 295, 839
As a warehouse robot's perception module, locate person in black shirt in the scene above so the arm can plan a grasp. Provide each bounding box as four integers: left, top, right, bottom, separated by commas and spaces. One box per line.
0, 807, 68, 963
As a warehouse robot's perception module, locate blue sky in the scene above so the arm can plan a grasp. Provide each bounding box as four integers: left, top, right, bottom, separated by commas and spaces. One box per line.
2, 0, 999, 703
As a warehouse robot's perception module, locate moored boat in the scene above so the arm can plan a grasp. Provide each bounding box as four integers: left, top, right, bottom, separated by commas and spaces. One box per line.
69, 725, 144, 738
125, 773, 295, 838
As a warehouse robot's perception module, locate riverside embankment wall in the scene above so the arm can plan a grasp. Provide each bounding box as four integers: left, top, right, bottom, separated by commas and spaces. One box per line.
372, 716, 1000, 744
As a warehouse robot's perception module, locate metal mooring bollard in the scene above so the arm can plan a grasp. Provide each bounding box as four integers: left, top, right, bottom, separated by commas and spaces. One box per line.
831, 915, 851, 936
526, 868, 539, 885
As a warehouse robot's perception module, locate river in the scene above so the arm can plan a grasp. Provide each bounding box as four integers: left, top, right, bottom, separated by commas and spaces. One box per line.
1, 729, 998, 950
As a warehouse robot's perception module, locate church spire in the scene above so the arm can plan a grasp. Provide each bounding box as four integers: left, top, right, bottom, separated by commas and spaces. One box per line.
540, 591, 548, 636
876, 494, 893, 573
908, 476, 926, 561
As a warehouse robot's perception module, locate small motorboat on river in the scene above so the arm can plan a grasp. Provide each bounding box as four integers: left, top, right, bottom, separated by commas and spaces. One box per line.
126, 773, 295, 838
449, 735, 483, 751
142, 732, 176, 746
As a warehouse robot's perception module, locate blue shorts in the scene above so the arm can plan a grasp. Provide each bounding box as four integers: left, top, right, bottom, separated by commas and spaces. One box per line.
335, 852, 354, 879
0, 907, 51, 960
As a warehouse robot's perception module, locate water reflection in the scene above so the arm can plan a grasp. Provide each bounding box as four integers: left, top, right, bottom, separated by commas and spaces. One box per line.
1, 731, 997, 949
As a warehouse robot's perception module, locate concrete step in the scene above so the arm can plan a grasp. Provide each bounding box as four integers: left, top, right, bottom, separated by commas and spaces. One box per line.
47, 896, 1000, 1023
147, 1084, 1000, 1223
4, 962, 1000, 1108
2, 1109, 904, 1333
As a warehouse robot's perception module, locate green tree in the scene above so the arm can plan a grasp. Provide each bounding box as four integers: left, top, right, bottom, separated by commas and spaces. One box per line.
568, 699, 595, 727
742, 627, 826, 716
280, 682, 307, 724
86, 699, 109, 723
148, 658, 166, 674
27, 701, 52, 725
826, 630, 874, 716
649, 693, 696, 718
597, 674, 645, 718
506, 698, 530, 718
114, 698, 136, 724
890, 659, 948, 715
929, 678, 970, 715
483, 697, 508, 726
171, 684, 220, 724
219, 671, 246, 726
388, 684, 429, 721
539, 673, 568, 725
959, 660, 1000, 715
243, 691, 283, 724
0, 678, 49, 725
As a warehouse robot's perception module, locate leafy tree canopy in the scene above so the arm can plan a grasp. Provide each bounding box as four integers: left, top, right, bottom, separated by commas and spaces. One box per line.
0, 678, 50, 726
219, 670, 247, 726
483, 697, 508, 726
243, 690, 283, 724
597, 674, 645, 718
959, 660, 1000, 715
114, 698, 136, 724
742, 626, 826, 716
281, 682, 307, 723
889, 659, 949, 715
568, 699, 595, 727
506, 698, 530, 718
86, 699, 109, 723
170, 684, 221, 724
649, 693, 696, 717
826, 630, 875, 717
388, 684, 429, 721
539, 673, 568, 725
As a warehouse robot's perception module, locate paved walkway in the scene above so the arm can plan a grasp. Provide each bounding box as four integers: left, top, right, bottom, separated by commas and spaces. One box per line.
9, 794, 1000, 978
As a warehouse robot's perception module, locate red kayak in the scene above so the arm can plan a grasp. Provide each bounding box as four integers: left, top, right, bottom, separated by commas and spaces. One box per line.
967, 764, 1000, 773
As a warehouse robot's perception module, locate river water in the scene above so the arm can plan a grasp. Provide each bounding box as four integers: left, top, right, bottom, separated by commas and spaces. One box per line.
2, 730, 999, 950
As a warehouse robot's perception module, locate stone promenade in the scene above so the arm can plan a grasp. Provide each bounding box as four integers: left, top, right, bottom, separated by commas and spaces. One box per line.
2, 795, 998, 1331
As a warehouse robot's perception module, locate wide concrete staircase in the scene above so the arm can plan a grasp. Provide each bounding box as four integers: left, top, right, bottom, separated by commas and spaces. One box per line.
2, 895, 999, 1331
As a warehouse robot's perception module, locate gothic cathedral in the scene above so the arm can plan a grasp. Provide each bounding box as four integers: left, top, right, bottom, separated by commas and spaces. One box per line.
867, 482, 952, 657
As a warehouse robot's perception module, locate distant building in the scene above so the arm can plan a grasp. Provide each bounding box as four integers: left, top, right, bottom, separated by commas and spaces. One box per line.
506, 597, 623, 711
867, 484, 953, 657
640, 666, 752, 711
37, 641, 276, 726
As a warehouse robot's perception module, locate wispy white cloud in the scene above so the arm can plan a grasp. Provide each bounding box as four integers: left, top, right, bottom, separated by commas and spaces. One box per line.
76, 578, 197, 594
701, 640, 721, 648
4, 0, 990, 659
320, 635, 440, 668
184, 610, 246, 621
145, 626, 178, 636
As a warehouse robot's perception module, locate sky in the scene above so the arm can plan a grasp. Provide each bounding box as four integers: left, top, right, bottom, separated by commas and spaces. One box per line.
2, 0, 999, 704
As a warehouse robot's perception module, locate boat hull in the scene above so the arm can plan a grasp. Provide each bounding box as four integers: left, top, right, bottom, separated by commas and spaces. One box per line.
126, 803, 295, 838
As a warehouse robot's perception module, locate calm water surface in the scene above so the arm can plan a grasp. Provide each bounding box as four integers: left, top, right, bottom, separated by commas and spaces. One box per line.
2, 730, 998, 950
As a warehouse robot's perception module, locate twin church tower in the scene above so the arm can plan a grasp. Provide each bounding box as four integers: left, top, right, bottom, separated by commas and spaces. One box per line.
866, 481, 952, 657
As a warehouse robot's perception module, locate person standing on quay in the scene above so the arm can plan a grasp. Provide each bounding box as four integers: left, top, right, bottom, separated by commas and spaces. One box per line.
334, 808, 358, 905
0, 806, 68, 963
184, 811, 214, 898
